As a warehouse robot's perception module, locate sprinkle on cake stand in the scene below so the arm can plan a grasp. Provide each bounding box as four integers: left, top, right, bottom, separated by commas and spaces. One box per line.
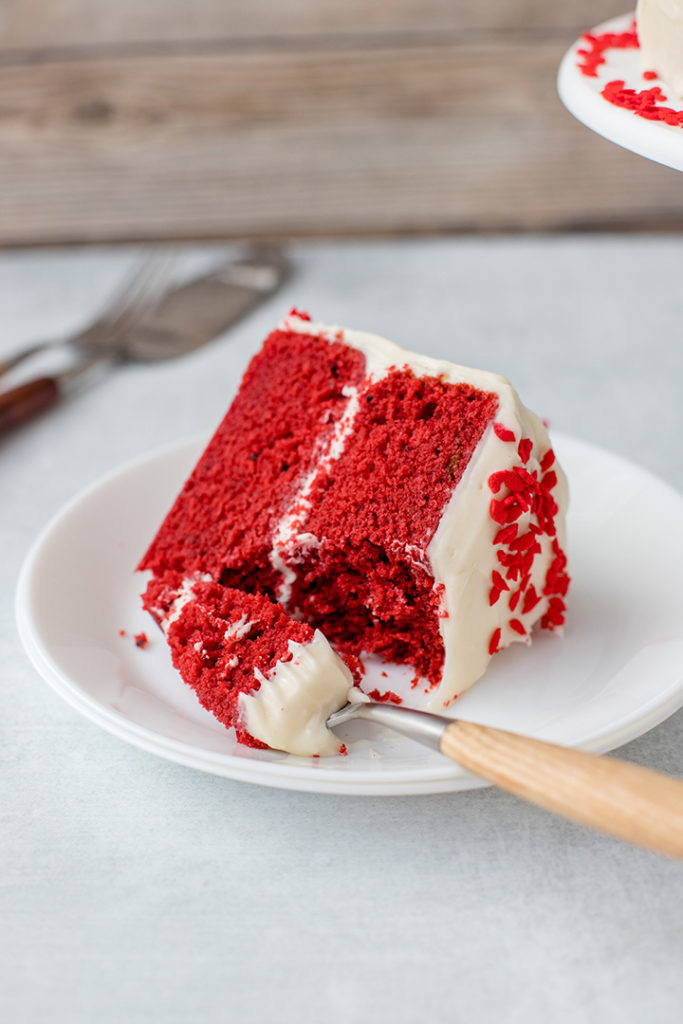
557, 12, 683, 172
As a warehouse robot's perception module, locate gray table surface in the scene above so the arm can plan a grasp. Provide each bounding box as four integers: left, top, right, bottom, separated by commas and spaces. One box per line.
2, 237, 682, 1024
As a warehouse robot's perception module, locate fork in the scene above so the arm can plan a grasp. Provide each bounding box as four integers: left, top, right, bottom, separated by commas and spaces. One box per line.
0, 248, 291, 436
329, 702, 683, 859
0, 252, 176, 380
0, 253, 177, 433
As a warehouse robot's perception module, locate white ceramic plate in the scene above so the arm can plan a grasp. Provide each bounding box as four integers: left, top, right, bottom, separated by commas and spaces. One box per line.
558, 12, 683, 172
16, 433, 683, 795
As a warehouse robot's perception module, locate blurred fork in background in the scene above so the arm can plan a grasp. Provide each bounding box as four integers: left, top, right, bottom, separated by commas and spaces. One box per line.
0, 252, 177, 379
0, 247, 291, 435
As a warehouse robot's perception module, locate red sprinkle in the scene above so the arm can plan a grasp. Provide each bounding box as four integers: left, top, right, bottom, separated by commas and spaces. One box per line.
494, 523, 518, 545
488, 628, 502, 655
509, 618, 526, 636
493, 422, 516, 443
490, 498, 523, 526
540, 449, 555, 473
517, 438, 533, 463
491, 569, 509, 592
643, 70, 658, 81
541, 470, 558, 492
487, 471, 506, 494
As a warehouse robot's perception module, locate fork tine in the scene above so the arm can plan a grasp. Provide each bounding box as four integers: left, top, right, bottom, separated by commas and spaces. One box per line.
96, 252, 158, 318
101, 250, 178, 331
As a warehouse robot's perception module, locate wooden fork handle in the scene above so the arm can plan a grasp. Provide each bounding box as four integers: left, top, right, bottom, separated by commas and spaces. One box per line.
0, 376, 60, 434
441, 721, 683, 859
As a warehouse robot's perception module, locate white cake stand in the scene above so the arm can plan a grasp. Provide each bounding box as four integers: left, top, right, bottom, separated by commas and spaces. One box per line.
558, 11, 683, 171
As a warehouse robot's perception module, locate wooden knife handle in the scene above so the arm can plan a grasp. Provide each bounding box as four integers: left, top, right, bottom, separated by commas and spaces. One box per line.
0, 376, 60, 434
441, 720, 683, 859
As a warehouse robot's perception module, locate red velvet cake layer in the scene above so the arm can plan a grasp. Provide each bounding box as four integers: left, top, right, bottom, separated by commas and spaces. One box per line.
304, 369, 498, 551
139, 329, 366, 591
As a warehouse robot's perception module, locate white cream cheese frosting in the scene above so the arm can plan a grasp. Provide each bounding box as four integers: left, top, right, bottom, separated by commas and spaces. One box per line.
637, 0, 683, 96
238, 630, 354, 756
427, 406, 568, 707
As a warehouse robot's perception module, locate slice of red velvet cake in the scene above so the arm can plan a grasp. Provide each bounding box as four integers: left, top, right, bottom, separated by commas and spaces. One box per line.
139, 311, 569, 756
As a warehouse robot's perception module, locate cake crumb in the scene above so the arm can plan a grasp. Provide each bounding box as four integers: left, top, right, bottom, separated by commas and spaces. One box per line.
367, 688, 402, 705
134, 632, 149, 649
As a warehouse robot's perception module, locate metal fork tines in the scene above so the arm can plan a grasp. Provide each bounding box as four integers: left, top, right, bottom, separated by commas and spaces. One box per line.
0, 251, 176, 379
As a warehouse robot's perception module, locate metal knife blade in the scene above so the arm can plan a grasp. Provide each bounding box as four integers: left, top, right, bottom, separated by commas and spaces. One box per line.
76, 248, 292, 363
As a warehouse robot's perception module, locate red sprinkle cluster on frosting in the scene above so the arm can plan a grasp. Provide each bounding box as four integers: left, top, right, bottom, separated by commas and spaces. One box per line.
486, 429, 569, 656
577, 20, 683, 129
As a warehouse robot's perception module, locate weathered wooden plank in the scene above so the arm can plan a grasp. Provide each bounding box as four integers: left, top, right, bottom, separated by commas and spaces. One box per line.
0, 42, 679, 245
0, 0, 622, 51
